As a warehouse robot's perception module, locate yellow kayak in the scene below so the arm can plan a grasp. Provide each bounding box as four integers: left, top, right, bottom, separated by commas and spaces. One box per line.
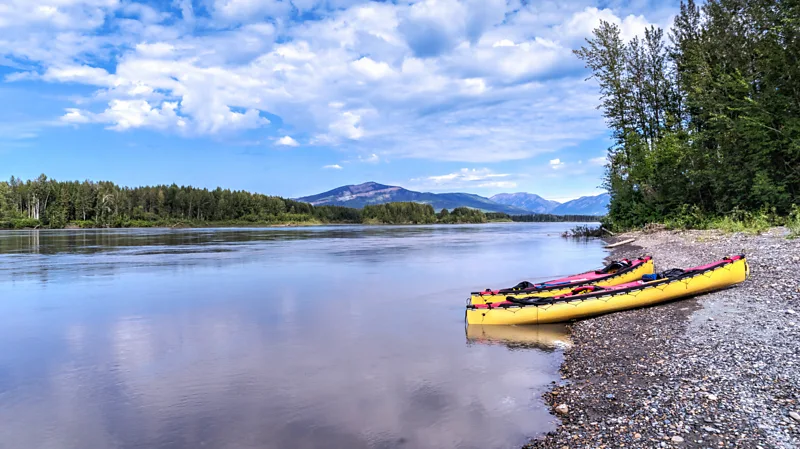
470, 256, 654, 305
466, 255, 748, 325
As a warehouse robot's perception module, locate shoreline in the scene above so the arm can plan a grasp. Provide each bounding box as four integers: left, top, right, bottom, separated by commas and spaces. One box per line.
0, 219, 590, 231
527, 228, 800, 448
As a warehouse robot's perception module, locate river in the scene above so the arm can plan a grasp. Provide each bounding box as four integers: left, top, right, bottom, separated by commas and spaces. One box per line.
0, 223, 606, 449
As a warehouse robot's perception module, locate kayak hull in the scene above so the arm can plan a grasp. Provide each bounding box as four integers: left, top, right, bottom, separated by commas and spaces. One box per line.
466, 256, 748, 325
470, 257, 655, 305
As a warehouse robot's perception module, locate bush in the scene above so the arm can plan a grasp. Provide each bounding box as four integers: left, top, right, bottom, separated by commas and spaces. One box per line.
788, 205, 800, 239
707, 208, 773, 235
0, 218, 41, 229
562, 225, 603, 238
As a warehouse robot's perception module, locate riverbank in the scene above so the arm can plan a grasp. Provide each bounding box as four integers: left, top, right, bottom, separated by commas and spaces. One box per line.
527, 228, 800, 449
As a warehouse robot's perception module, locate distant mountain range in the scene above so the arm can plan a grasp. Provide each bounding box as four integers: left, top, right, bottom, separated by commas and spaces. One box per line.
296, 182, 610, 216
551, 194, 611, 216
489, 193, 560, 214
296, 182, 530, 214
491, 192, 610, 216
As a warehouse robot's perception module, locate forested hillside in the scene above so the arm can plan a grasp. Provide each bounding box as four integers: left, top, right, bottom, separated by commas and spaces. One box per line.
577, 0, 799, 229
0, 175, 597, 228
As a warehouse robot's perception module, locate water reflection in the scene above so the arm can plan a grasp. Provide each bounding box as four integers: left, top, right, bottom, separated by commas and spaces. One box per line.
0, 224, 605, 449
466, 324, 572, 350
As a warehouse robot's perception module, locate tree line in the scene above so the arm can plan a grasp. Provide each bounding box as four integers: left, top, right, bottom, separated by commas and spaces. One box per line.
576, 0, 799, 229
0, 175, 597, 228
503, 213, 601, 223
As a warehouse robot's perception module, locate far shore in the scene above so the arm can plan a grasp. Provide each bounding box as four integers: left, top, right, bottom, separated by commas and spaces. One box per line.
0, 218, 608, 231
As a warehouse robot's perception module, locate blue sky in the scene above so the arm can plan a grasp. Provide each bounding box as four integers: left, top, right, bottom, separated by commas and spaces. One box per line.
0, 0, 677, 201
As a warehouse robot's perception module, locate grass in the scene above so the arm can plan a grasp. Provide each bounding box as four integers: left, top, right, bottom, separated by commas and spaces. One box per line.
662, 207, 776, 235
707, 213, 772, 235
788, 206, 800, 239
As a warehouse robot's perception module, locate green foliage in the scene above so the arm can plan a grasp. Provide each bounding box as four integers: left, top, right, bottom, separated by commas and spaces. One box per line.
707, 209, 774, 235
787, 206, 800, 239
362, 202, 437, 224
440, 207, 486, 224
0, 175, 334, 229
484, 212, 513, 222
0, 175, 620, 229
0, 218, 41, 229
577, 0, 800, 229
562, 225, 604, 238
312, 205, 362, 223
662, 206, 777, 234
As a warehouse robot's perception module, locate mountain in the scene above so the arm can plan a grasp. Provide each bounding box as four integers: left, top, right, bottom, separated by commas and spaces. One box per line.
550, 193, 610, 216
490, 193, 561, 214
296, 182, 530, 214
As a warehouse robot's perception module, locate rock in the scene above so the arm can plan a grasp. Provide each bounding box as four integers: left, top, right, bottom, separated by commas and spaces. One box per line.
555, 404, 569, 416
523, 231, 800, 449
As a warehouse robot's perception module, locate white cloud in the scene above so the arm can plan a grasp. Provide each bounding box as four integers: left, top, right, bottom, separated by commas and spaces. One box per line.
100, 99, 186, 131
492, 39, 515, 47
276, 135, 300, 146
42, 65, 116, 86
121, 2, 169, 24
329, 111, 366, 140
556, 7, 653, 46
411, 168, 516, 190
0, 0, 669, 162
589, 156, 607, 166
550, 158, 565, 169
0, 0, 120, 30
351, 57, 394, 80
323, 164, 343, 169
359, 153, 379, 163
61, 108, 91, 124
211, 0, 292, 23
478, 180, 517, 189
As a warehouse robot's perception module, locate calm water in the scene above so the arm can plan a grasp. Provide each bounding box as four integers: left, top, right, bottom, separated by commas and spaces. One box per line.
0, 223, 605, 449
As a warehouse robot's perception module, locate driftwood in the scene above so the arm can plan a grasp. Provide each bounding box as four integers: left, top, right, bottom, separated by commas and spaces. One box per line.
604, 238, 635, 249
600, 227, 615, 236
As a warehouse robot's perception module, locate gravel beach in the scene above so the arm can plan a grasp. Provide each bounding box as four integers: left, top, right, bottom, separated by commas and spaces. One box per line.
527, 228, 800, 449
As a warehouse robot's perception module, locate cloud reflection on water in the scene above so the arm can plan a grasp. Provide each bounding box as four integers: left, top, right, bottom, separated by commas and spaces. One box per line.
0, 224, 605, 449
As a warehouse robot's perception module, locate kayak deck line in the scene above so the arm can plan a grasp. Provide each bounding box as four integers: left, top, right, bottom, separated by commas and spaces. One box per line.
466, 255, 748, 325
469, 256, 654, 305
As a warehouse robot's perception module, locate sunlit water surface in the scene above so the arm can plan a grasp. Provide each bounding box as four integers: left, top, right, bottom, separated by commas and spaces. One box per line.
0, 223, 605, 449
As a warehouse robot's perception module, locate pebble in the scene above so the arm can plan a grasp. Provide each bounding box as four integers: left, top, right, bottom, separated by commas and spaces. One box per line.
525, 229, 800, 449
